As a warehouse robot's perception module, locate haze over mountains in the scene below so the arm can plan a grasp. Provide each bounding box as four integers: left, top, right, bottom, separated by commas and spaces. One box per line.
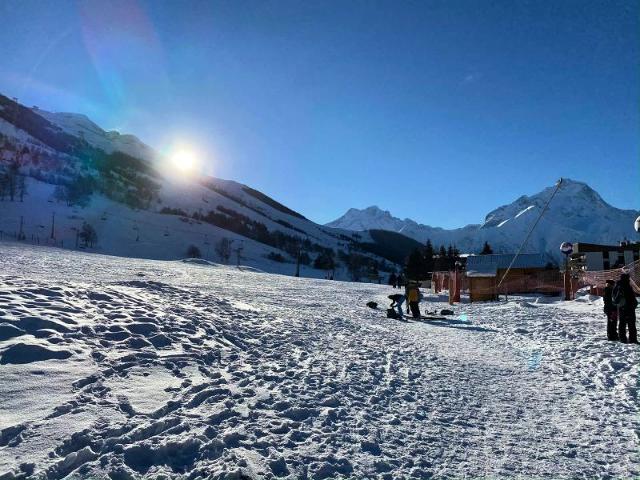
327, 180, 639, 261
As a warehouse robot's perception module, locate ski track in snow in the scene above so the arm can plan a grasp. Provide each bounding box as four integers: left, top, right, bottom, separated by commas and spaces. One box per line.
0, 244, 639, 479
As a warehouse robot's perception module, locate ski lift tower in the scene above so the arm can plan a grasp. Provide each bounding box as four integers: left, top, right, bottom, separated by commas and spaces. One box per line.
560, 242, 573, 301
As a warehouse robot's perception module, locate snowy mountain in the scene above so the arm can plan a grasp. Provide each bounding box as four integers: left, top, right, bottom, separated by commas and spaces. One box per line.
327, 180, 640, 260
0, 94, 406, 279
34, 109, 157, 162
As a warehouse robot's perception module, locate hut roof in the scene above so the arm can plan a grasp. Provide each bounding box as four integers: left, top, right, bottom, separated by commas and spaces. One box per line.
465, 253, 546, 278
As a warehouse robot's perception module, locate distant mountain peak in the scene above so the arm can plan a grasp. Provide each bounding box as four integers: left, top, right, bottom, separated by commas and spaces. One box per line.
327, 179, 639, 260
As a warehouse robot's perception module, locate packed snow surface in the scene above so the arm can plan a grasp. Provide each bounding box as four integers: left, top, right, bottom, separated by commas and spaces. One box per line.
0, 243, 639, 479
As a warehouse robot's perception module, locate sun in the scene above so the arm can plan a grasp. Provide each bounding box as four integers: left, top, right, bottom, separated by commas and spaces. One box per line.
170, 148, 198, 173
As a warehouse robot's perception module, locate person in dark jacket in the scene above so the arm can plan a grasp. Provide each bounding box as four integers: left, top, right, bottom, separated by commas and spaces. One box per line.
616, 273, 638, 344
388, 272, 397, 289
388, 293, 405, 319
603, 279, 618, 341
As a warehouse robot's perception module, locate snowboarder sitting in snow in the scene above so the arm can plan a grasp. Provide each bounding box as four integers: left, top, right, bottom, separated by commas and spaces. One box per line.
387, 293, 405, 319
603, 279, 618, 341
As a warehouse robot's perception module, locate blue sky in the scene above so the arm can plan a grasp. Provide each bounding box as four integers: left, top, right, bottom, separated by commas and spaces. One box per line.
0, 0, 638, 228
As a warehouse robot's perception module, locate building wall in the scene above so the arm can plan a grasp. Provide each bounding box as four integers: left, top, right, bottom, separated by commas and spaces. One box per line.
469, 277, 496, 302
574, 243, 640, 271
584, 252, 604, 271
468, 267, 559, 302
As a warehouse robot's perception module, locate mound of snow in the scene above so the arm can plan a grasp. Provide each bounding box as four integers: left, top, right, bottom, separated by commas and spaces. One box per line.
0, 343, 72, 364
181, 258, 219, 267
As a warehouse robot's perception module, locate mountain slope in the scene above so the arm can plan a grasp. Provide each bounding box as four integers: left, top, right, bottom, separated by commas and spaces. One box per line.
327, 180, 639, 260
0, 94, 418, 279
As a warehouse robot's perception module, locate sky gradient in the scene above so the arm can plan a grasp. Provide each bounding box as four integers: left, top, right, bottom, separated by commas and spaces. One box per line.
1, 0, 638, 228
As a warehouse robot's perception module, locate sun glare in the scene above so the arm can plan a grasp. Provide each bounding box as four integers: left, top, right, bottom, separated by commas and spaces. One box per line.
170, 148, 198, 173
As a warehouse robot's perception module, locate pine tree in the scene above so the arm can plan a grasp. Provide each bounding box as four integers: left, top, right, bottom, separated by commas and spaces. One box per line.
424, 239, 435, 272
480, 241, 493, 255
406, 248, 429, 280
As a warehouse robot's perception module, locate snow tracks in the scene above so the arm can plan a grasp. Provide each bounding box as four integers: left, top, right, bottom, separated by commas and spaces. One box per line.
0, 250, 639, 478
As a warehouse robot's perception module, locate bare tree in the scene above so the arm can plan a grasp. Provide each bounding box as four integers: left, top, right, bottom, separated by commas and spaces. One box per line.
18, 175, 26, 202
215, 237, 232, 263
79, 222, 98, 248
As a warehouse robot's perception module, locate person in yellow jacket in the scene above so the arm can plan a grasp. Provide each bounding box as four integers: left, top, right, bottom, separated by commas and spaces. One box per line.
406, 282, 422, 319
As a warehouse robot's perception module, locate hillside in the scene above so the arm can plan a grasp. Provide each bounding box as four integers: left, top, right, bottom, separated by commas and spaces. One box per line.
0, 94, 419, 280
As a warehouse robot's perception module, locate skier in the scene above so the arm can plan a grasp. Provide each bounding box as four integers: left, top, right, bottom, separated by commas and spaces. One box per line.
388, 272, 397, 289
388, 293, 405, 319
407, 283, 421, 319
603, 279, 618, 341
613, 273, 638, 344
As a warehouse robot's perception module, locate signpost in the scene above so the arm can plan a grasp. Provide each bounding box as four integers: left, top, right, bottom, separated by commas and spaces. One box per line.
560, 242, 573, 300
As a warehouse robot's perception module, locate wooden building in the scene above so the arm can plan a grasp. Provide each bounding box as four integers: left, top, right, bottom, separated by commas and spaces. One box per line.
465, 253, 551, 302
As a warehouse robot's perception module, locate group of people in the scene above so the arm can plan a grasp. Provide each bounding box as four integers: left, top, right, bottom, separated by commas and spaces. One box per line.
388, 272, 405, 289
603, 273, 638, 344
388, 282, 422, 320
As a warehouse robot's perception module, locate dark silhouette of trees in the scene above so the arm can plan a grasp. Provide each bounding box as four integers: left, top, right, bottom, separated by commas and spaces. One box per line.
79, 223, 98, 248
186, 245, 201, 258
480, 242, 493, 255
268, 252, 286, 263
215, 238, 232, 263
313, 251, 335, 271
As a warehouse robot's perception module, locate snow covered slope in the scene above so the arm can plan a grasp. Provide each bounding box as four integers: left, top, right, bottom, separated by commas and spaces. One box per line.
0, 94, 404, 278
328, 180, 640, 260
34, 109, 157, 162
0, 243, 638, 478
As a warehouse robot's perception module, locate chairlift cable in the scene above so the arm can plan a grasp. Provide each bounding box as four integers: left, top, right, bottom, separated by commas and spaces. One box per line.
496, 178, 564, 294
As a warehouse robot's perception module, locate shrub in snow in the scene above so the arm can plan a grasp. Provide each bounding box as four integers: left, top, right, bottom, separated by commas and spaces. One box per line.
268, 252, 286, 263
186, 245, 201, 258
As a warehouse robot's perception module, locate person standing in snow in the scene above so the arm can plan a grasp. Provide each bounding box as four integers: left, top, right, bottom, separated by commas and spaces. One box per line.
603, 280, 618, 341
389, 272, 397, 289
407, 283, 422, 319
397, 274, 405, 289
614, 273, 638, 344
388, 293, 405, 319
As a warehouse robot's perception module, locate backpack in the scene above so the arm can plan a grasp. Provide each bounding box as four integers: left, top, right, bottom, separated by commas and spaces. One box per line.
612, 283, 626, 308
386, 308, 398, 319
366, 301, 378, 309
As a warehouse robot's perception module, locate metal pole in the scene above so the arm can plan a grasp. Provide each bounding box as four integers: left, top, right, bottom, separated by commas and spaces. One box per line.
50, 212, 55, 239
497, 178, 564, 297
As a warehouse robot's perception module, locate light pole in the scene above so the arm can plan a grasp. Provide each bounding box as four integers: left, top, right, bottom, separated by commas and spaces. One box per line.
560, 242, 573, 300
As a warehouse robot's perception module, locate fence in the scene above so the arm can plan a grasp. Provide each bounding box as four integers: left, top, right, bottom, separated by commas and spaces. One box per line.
431, 259, 640, 304
578, 259, 640, 294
